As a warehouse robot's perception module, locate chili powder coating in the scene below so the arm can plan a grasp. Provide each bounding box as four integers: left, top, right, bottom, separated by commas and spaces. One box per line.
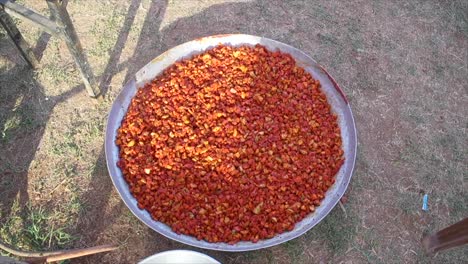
116, 44, 344, 244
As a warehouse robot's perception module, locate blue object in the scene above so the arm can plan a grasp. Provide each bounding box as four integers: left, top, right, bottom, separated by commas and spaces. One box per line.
422, 194, 429, 211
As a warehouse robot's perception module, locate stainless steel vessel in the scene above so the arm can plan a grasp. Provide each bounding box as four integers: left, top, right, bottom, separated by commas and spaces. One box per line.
105, 34, 357, 251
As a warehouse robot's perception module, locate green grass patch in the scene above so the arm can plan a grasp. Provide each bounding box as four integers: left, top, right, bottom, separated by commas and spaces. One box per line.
396, 191, 420, 215
352, 229, 383, 264
446, 191, 468, 220
1, 115, 21, 142
1, 101, 39, 144
37, 61, 77, 86
283, 238, 305, 262
0, 202, 75, 254
312, 5, 337, 25
306, 207, 358, 254
24, 206, 74, 249
51, 131, 83, 158
88, 6, 126, 62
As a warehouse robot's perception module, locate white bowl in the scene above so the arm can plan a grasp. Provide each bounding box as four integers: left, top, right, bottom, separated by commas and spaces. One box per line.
138, 250, 220, 264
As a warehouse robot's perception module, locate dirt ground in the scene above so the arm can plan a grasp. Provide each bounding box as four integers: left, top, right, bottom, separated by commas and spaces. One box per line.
1, 0, 467, 263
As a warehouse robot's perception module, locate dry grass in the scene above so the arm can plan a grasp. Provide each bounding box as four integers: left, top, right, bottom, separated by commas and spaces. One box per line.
1, 0, 467, 263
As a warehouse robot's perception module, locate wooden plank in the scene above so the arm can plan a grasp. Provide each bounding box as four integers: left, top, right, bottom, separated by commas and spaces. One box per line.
423, 217, 468, 253
1, 0, 60, 35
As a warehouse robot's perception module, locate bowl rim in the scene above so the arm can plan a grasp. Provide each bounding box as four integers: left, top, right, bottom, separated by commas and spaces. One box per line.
138, 250, 220, 264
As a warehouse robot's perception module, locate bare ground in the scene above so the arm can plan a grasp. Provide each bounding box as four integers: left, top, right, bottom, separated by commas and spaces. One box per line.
1, 0, 467, 263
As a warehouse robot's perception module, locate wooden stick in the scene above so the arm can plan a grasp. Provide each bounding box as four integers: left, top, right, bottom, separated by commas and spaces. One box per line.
0, 240, 117, 262
422, 217, 468, 253
46, 245, 118, 262
0, 241, 67, 258
338, 200, 347, 218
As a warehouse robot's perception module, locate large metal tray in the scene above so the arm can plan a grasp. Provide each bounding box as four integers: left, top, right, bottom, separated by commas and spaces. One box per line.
105, 34, 357, 251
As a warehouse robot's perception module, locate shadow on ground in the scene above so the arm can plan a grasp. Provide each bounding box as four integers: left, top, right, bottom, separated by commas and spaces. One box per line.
74, 0, 362, 263
1, 1, 362, 263
0, 57, 85, 220
3, 0, 467, 263
0, 36, 89, 253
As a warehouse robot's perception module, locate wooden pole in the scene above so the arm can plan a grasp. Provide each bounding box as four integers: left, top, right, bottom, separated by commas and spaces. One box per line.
0, 6, 39, 68
46, 0, 100, 97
